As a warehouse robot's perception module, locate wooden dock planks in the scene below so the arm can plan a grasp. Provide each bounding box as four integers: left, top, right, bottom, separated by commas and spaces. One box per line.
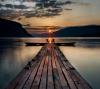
5, 43, 92, 89
47, 55, 54, 89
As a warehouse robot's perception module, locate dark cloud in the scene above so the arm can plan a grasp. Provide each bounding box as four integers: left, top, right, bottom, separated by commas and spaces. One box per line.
23, 0, 74, 17
0, 4, 29, 9
0, 0, 91, 18
13, 5, 28, 9
5, 4, 13, 8
24, 8, 62, 18
0, 4, 3, 8
57, 1, 75, 6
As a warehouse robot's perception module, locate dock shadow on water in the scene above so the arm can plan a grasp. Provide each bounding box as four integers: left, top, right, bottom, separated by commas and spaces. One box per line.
0, 44, 42, 89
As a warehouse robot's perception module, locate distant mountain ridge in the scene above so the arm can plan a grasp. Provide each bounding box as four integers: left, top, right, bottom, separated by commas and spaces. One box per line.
0, 18, 31, 37
36, 25, 100, 37
53, 25, 100, 37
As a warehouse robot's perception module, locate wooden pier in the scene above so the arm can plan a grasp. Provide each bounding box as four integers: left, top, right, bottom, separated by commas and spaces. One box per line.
6, 43, 92, 89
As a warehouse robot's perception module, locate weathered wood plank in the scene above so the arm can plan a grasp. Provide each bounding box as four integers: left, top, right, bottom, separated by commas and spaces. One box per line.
54, 51, 69, 89
22, 59, 42, 89
47, 55, 54, 89
39, 56, 48, 89
31, 54, 46, 89
55, 50, 77, 89
14, 60, 38, 89
51, 50, 62, 89
62, 68, 77, 89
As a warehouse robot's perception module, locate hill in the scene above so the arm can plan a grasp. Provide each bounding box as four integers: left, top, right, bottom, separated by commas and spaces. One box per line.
0, 18, 31, 37
52, 25, 100, 37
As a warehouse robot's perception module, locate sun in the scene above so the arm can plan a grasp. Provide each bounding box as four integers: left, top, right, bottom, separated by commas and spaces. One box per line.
48, 30, 52, 33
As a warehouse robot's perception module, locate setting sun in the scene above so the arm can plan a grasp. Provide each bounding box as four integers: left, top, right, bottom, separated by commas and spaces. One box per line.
48, 30, 52, 33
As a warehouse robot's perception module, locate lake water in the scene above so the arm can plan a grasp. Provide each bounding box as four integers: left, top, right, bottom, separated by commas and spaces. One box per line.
0, 45, 42, 89
0, 37, 100, 89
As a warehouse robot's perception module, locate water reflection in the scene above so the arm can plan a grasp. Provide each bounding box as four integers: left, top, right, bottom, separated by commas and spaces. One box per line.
60, 46, 100, 89
0, 46, 42, 89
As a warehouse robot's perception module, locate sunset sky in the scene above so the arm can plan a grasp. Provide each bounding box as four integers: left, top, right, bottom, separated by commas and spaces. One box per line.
0, 0, 100, 27
14, 0, 100, 27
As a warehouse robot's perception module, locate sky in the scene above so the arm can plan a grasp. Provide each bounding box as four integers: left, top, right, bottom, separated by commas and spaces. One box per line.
0, 0, 100, 27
